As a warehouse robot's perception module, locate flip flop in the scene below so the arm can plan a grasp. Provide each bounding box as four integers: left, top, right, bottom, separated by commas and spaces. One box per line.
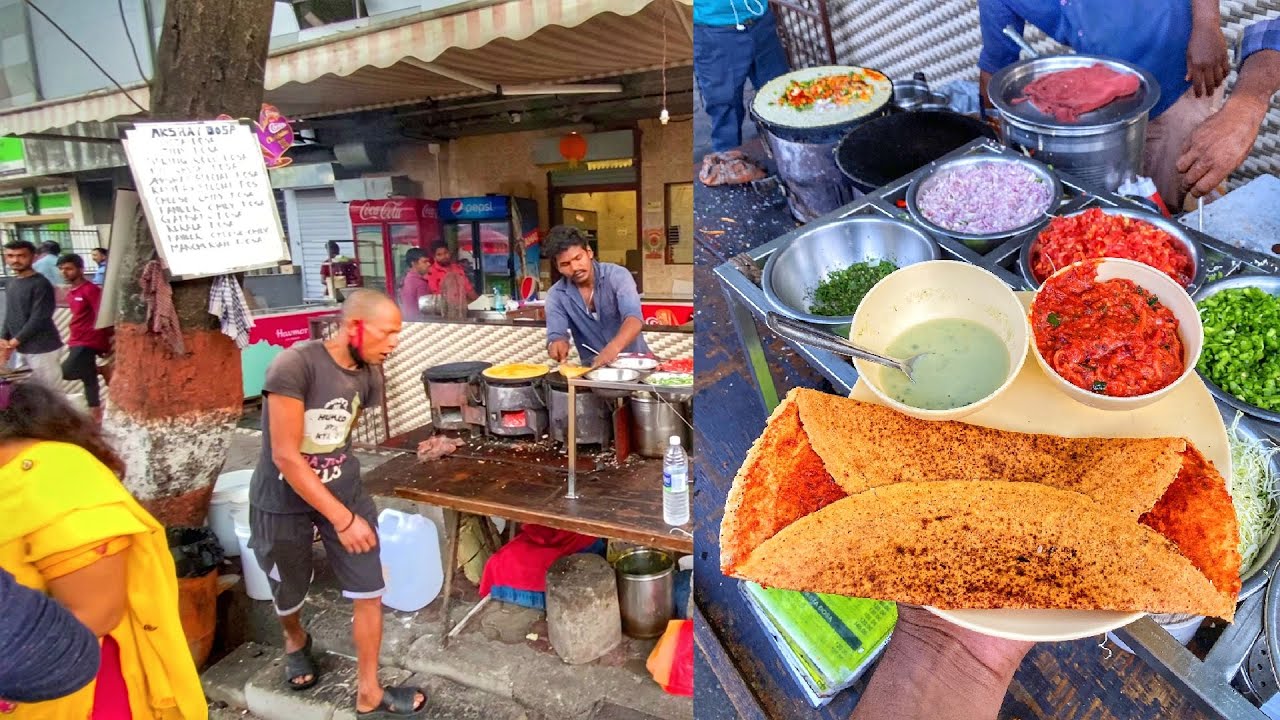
284, 634, 319, 691
357, 685, 429, 718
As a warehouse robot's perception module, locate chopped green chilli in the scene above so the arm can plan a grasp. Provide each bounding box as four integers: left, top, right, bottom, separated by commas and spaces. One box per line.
1196, 287, 1280, 412
809, 260, 899, 317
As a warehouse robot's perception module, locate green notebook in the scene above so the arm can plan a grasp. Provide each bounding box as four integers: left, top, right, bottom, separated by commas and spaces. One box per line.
743, 582, 897, 700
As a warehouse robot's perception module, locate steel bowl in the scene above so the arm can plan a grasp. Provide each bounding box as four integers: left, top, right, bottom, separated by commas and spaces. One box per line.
1193, 274, 1280, 425
906, 154, 1061, 253
1019, 206, 1207, 292
762, 216, 941, 328
1228, 402, 1280, 598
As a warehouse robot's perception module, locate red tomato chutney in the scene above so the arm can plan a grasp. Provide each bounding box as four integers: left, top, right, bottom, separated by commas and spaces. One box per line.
1032, 208, 1195, 287
1031, 261, 1184, 397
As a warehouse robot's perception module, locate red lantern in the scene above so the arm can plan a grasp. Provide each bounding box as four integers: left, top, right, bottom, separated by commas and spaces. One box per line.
559, 132, 588, 168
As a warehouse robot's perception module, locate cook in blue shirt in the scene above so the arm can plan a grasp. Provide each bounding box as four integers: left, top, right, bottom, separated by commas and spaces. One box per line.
1178, 17, 1280, 198
978, 0, 1230, 211
543, 225, 649, 368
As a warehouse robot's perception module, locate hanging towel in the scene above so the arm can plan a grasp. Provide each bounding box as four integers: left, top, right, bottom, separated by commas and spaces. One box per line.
208, 275, 255, 349
139, 260, 184, 354
479, 525, 599, 596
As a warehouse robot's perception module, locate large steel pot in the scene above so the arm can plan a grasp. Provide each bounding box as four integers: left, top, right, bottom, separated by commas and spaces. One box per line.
988, 55, 1160, 193
629, 393, 690, 458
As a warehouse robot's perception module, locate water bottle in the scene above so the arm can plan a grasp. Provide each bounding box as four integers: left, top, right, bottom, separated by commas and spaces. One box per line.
662, 435, 690, 526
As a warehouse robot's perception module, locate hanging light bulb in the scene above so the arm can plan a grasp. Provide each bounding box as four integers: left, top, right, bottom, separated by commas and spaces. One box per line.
660, 108, 670, 125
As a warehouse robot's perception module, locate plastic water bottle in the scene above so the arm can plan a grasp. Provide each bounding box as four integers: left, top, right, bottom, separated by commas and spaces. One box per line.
662, 435, 690, 526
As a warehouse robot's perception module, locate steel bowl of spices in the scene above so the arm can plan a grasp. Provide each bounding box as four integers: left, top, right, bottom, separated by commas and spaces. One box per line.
762, 216, 941, 329
1030, 258, 1203, 412
906, 154, 1060, 252
1193, 275, 1280, 425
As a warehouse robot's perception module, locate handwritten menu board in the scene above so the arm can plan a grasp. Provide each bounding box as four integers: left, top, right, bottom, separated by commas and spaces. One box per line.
122, 120, 290, 279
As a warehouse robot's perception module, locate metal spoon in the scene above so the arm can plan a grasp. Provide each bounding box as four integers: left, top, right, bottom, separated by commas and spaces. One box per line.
766, 313, 929, 383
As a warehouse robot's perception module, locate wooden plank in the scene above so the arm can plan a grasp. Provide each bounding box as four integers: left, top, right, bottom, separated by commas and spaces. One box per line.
693, 602, 769, 720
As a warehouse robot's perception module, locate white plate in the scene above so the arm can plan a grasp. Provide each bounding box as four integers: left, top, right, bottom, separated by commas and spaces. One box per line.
611, 357, 659, 372
849, 291, 1231, 642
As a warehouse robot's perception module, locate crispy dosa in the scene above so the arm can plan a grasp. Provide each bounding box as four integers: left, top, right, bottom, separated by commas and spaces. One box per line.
734, 481, 1236, 620
720, 388, 1241, 620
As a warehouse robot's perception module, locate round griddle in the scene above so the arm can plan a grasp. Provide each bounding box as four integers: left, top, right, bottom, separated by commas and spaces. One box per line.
751, 65, 894, 144
835, 110, 996, 194
423, 361, 492, 383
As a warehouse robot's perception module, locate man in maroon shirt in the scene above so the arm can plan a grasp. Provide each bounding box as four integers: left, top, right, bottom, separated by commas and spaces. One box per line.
398, 247, 433, 321
57, 254, 113, 423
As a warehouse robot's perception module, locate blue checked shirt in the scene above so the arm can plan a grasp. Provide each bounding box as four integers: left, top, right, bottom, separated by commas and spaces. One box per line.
545, 261, 649, 364
1239, 17, 1280, 67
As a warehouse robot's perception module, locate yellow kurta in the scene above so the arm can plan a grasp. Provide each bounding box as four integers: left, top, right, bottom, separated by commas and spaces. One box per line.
0, 441, 207, 719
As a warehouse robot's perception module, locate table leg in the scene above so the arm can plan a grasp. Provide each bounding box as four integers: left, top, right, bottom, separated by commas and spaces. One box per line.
438, 509, 462, 649
566, 382, 579, 499
721, 277, 781, 412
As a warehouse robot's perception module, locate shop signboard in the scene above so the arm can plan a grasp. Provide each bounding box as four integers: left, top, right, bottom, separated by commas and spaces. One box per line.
121, 120, 291, 279
241, 308, 339, 397
0, 138, 25, 177
438, 195, 509, 222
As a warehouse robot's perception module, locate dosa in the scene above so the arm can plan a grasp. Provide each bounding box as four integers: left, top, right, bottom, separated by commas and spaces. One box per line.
720, 389, 1240, 620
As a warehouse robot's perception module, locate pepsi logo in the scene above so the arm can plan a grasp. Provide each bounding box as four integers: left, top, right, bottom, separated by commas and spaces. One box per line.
450, 200, 464, 214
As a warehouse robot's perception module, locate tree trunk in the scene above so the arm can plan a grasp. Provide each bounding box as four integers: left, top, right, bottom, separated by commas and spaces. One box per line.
107, 0, 275, 527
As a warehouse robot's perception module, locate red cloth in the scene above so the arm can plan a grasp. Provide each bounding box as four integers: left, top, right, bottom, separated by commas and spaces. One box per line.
66, 281, 112, 352
478, 525, 598, 596
426, 262, 474, 296
91, 635, 132, 719
1015, 64, 1140, 123
665, 621, 693, 697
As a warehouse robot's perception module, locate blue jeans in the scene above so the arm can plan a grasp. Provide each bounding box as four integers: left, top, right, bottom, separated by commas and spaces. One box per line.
694, 9, 791, 153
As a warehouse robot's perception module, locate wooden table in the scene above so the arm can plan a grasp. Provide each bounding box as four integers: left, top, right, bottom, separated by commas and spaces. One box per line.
364, 447, 692, 646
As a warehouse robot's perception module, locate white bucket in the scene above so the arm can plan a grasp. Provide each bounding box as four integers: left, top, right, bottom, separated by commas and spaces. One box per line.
209, 470, 254, 556
236, 523, 273, 601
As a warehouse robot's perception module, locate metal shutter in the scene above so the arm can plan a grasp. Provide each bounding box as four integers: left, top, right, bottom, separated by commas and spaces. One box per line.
293, 188, 352, 301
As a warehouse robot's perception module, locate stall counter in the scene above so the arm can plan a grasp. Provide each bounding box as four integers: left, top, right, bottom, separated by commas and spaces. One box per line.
242, 305, 340, 398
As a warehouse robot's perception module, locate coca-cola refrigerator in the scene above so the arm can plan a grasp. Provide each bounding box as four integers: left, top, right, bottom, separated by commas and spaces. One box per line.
348, 199, 441, 296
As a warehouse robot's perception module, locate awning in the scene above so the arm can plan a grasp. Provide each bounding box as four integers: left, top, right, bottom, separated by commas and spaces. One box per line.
0, 0, 693, 136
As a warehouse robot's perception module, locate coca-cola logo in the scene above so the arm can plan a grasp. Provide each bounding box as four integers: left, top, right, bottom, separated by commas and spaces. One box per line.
357, 201, 406, 221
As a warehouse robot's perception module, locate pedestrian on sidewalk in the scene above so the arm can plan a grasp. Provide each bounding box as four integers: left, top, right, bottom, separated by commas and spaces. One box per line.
58, 253, 114, 424
33, 241, 64, 288
1, 239, 64, 387
0, 377, 206, 719
248, 288, 428, 717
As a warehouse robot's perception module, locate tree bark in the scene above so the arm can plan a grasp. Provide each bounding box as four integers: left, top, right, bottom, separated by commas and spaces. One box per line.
107, 0, 275, 527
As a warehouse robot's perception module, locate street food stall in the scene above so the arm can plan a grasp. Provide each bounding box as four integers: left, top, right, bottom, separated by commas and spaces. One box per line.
699, 51, 1280, 720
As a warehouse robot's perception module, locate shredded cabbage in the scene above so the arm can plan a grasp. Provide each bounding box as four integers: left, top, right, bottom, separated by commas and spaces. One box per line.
1226, 411, 1280, 572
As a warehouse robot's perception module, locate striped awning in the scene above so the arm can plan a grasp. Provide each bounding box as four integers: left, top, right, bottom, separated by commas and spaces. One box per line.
0, 0, 692, 136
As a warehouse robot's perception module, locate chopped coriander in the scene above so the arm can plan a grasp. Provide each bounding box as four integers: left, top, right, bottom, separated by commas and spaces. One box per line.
809, 260, 899, 317
1047, 312, 1061, 327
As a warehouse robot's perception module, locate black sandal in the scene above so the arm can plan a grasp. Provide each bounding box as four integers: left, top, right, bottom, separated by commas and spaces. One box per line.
284, 634, 319, 691
357, 685, 429, 718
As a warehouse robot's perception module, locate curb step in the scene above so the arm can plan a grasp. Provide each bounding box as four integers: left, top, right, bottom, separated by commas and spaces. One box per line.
204, 642, 542, 720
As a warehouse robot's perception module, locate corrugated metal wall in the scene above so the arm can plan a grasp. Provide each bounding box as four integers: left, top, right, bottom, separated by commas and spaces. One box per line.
802, 0, 1279, 187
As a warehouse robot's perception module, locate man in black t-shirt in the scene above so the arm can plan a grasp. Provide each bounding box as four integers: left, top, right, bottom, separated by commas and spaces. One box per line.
1, 240, 63, 386
248, 289, 427, 716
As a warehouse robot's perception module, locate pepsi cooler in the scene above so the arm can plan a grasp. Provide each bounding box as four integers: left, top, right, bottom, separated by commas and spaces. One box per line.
437, 195, 541, 300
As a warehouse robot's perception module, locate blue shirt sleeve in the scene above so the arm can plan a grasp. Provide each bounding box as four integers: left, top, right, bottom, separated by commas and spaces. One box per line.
978, 0, 1026, 74
1239, 18, 1280, 67
545, 286, 571, 345
0, 568, 100, 703
608, 266, 644, 322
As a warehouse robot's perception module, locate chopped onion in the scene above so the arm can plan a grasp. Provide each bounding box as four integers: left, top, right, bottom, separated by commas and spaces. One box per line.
918, 161, 1054, 234
1227, 411, 1280, 572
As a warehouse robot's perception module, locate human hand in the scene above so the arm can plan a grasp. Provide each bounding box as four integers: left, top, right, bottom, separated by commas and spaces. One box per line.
1176, 105, 1263, 198
591, 344, 620, 369
336, 513, 378, 554
1186, 24, 1229, 98
548, 339, 570, 364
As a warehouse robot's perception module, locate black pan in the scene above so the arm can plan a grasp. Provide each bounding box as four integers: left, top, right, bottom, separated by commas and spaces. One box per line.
835, 110, 997, 194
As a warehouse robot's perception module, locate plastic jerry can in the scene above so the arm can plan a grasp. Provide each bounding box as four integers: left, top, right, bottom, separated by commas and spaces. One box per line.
378, 509, 443, 612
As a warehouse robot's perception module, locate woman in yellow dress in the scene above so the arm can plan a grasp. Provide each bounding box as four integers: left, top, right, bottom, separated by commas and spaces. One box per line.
0, 376, 207, 719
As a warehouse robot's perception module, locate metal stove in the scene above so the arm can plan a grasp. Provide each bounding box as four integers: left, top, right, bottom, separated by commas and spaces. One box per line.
483, 376, 549, 438
422, 362, 490, 433
547, 371, 613, 446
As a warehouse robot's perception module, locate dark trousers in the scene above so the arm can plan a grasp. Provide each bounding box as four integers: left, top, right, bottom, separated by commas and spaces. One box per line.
693, 9, 791, 152
61, 346, 102, 408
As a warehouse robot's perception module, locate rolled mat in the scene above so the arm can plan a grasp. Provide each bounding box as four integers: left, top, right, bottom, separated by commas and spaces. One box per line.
720, 388, 1240, 620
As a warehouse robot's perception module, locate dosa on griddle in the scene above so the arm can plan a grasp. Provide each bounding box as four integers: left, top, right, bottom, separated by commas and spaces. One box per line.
735, 481, 1237, 619
720, 388, 1241, 619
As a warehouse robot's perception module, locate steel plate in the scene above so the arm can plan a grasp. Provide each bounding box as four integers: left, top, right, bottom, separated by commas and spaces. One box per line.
905, 153, 1061, 253
1194, 275, 1280, 426
988, 54, 1159, 133
1018, 206, 1208, 293
1226, 403, 1280, 599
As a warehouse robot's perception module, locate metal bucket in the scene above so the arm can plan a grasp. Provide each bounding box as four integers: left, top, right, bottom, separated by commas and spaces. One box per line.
629, 394, 690, 458
615, 548, 674, 639
758, 129, 860, 223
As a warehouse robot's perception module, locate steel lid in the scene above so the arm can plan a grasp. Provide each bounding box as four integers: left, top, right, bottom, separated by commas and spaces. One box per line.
424, 361, 492, 382
751, 65, 894, 135
988, 55, 1159, 134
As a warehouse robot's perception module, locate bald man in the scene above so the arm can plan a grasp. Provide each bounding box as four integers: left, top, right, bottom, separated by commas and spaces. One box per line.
248, 290, 427, 715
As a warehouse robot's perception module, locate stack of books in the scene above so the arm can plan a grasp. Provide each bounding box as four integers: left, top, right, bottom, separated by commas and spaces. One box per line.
740, 581, 897, 707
